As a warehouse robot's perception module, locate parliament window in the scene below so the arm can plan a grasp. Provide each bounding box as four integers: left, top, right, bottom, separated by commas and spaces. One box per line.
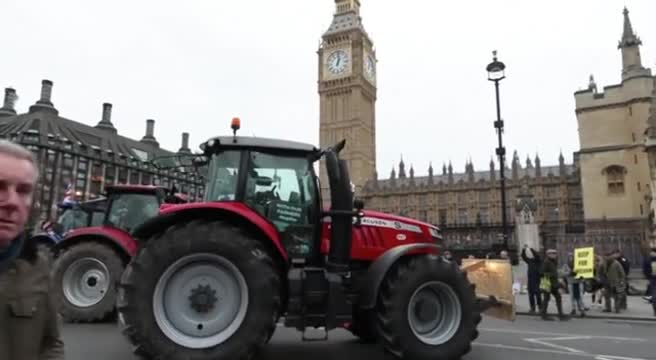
457, 208, 468, 224
439, 209, 447, 226
603, 165, 626, 195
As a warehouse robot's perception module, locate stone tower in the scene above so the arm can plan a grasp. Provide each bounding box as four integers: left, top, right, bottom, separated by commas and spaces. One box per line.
318, 0, 377, 204
574, 7, 653, 240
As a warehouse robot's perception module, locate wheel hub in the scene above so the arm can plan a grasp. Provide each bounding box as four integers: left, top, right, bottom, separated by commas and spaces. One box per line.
415, 298, 439, 322
153, 253, 249, 349
407, 281, 462, 346
189, 284, 219, 313
62, 257, 110, 308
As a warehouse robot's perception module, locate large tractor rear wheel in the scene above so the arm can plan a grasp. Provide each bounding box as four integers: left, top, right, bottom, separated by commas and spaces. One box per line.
117, 219, 281, 360
52, 241, 125, 322
376, 254, 481, 360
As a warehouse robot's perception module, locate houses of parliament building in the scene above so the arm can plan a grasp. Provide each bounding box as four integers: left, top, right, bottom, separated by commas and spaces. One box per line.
0, 81, 204, 225
320, 1, 656, 263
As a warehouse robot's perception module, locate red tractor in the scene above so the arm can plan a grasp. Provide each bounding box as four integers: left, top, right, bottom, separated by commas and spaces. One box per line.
51, 184, 188, 323
117, 121, 514, 360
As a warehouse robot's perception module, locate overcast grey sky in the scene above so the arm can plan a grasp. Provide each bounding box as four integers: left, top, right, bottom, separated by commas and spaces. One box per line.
1, 0, 654, 178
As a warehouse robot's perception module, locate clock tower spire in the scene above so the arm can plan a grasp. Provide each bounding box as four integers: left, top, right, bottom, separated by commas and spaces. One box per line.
335, 0, 360, 15
318, 0, 377, 204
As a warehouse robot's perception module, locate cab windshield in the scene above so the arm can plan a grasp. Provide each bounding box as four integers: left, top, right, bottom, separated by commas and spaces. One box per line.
57, 208, 89, 233
202, 149, 317, 231
106, 193, 161, 232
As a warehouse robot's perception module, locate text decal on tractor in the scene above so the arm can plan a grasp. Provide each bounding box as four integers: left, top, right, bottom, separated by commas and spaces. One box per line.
116, 119, 514, 360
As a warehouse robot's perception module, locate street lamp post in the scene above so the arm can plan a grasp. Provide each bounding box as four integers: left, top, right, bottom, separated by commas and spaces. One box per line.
487, 50, 509, 251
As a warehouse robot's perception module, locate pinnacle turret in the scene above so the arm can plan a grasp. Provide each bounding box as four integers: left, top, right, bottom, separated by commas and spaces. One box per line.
398, 155, 406, 178
617, 7, 650, 81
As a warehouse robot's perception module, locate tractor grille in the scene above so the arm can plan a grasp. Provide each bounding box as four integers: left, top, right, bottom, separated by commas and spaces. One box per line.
354, 226, 385, 248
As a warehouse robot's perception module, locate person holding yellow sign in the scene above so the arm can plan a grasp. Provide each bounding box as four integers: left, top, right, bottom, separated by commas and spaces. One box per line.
566, 250, 589, 317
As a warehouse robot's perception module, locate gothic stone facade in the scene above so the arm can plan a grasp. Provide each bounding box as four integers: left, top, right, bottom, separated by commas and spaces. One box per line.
360, 154, 585, 260
574, 8, 655, 258
0, 80, 205, 226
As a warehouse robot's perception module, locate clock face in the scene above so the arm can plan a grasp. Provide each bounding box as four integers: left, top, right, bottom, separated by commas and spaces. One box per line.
327, 50, 349, 75
365, 54, 376, 79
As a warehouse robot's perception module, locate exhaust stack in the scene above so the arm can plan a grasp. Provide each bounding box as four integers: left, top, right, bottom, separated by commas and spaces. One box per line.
323, 142, 354, 273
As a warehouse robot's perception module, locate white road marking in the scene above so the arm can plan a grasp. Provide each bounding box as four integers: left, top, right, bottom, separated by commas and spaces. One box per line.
474, 343, 590, 357
478, 327, 646, 341
477, 327, 648, 360
525, 337, 587, 354
475, 343, 648, 360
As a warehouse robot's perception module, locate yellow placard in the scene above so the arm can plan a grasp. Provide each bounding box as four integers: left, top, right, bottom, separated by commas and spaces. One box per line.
574, 247, 595, 279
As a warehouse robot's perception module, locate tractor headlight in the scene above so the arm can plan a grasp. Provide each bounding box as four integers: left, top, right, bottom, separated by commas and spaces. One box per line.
429, 228, 440, 238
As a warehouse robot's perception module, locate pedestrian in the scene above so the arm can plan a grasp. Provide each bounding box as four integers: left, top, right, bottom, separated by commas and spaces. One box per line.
521, 245, 542, 313
613, 249, 630, 310
642, 247, 656, 317
539, 249, 569, 321
565, 253, 586, 317
603, 250, 627, 314
591, 255, 605, 307
0, 140, 65, 359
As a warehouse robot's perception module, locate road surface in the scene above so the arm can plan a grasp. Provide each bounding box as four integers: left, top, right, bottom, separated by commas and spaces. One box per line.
62, 316, 656, 360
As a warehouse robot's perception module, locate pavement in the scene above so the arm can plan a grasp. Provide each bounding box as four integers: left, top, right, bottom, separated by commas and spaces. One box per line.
62, 316, 656, 360
514, 292, 655, 321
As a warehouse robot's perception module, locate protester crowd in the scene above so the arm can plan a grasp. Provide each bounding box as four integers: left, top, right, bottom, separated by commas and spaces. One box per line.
519, 244, 656, 320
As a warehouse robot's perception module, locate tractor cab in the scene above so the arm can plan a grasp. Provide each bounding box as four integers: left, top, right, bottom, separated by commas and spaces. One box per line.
103, 184, 182, 233
200, 131, 323, 260
56, 197, 107, 233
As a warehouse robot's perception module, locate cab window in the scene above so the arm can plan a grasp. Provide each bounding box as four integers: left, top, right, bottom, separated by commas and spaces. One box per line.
204, 150, 241, 201
106, 193, 160, 232
243, 151, 315, 232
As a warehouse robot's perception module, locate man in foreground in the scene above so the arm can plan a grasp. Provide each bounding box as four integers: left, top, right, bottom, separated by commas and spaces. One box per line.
0, 140, 65, 359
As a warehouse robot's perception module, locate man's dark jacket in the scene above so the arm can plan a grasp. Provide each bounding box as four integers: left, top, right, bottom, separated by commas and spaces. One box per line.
540, 257, 559, 291
521, 248, 542, 291
0, 233, 65, 360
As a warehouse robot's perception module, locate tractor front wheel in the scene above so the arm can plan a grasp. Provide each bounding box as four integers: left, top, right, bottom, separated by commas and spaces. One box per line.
52, 242, 125, 322
117, 219, 281, 360
376, 254, 481, 360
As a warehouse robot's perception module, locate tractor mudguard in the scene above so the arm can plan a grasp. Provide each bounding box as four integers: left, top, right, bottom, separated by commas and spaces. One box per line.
131, 204, 288, 262
55, 227, 138, 257
359, 243, 439, 309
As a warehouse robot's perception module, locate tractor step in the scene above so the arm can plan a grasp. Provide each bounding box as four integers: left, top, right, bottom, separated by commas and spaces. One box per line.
301, 327, 328, 342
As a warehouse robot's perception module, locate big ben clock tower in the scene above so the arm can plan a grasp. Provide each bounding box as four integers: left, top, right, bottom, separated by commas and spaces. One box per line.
318, 0, 377, 204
